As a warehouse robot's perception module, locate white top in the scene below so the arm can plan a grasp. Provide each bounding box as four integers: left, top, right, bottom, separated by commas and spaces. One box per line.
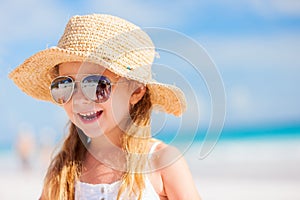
75, 177, 160, 200
75, 142, 161, 200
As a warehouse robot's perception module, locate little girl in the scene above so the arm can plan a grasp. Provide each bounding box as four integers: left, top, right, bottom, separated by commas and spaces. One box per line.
9, 14, 201, 200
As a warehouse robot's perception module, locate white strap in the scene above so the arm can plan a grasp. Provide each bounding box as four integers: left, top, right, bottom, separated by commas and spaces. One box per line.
149, 141, 160, 154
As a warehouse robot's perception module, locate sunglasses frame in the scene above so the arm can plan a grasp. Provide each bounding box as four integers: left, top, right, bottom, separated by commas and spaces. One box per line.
49, 74, 127, 105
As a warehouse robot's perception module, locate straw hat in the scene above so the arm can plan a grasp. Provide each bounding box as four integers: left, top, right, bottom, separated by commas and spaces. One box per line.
9, 14, 186, 116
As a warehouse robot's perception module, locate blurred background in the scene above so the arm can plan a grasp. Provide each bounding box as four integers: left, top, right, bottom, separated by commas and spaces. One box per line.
0, 0, 299, 199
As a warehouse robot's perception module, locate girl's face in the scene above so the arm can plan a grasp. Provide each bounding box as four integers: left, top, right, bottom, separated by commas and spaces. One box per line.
59, 62, 137, 138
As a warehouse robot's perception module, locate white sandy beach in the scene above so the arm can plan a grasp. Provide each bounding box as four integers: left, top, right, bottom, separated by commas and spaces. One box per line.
1, 139, 300, 200
188, 139, 300, 200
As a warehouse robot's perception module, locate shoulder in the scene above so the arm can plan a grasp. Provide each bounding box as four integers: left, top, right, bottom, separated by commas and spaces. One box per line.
150, 139, 201, 200
149, 140, 182, 171
149, 139, 183, 168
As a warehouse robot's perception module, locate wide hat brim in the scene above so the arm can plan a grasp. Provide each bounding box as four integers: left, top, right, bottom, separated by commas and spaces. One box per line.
9, 47, 186, 116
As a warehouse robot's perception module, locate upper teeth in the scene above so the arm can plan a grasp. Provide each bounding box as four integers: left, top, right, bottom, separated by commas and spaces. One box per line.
79, 111, 99, 116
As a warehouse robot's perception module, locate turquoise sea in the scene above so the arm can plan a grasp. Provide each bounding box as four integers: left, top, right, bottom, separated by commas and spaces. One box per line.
1, 124, 300, 152
154, 124, 300, 143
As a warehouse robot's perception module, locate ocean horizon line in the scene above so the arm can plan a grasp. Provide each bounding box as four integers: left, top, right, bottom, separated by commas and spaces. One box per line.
1, 123, 300, 152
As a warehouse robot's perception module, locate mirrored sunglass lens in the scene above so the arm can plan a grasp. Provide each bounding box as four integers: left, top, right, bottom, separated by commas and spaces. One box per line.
82, 75, 111, 103
50, 77, 74, 104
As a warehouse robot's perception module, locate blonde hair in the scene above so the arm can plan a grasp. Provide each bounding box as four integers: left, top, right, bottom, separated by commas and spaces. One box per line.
41, 84, 152, 200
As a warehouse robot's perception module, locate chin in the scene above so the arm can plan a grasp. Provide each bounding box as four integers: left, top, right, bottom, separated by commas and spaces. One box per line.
78, 125, 105, 138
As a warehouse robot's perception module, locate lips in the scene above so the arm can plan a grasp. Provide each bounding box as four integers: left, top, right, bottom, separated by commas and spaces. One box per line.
78, 110, 103, 122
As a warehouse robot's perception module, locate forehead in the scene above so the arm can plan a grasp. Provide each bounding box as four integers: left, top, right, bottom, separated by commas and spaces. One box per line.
58, 61, 118, 80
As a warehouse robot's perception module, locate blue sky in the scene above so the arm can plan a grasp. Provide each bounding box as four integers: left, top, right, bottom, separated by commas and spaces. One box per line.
1, 0, 300, 144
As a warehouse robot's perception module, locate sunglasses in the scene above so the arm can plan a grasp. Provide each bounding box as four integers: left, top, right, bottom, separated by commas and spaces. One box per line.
50, 75, 124, 105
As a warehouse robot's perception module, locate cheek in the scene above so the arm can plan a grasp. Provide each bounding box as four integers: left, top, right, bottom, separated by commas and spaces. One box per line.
63, 103, 76, 123
109, 89, 131, 122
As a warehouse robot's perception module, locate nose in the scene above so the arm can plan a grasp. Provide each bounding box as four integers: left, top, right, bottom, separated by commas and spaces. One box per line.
72, 84, 91, 105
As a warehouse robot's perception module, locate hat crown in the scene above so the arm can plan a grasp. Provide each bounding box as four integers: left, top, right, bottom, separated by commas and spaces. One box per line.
57, 14, 155, 81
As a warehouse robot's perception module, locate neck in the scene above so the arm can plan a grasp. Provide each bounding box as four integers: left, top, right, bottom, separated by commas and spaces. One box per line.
87, 126, 127, 172
89, 125, 123, 150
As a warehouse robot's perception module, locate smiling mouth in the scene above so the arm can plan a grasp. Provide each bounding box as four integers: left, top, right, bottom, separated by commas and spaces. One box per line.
78, 110, 103, 122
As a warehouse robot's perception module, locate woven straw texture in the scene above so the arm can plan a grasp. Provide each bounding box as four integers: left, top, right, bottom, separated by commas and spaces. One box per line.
9, 14, 186, 116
